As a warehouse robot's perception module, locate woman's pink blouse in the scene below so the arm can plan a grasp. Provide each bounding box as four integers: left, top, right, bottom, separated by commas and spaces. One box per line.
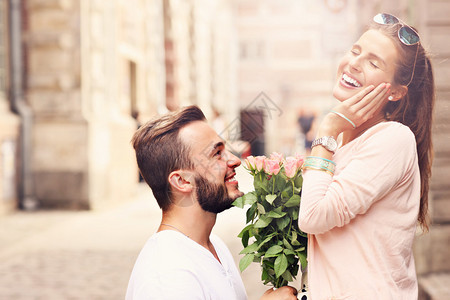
299, 122, 420, 300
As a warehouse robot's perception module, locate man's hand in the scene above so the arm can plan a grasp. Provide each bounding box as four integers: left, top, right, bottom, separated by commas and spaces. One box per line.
260, 286, 298, 300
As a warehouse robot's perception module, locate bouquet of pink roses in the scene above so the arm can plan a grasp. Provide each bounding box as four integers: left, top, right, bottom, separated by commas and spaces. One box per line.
233, 152, 307, 289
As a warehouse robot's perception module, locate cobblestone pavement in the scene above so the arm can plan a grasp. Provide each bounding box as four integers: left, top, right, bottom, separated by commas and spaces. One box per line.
0, 167, 302, 300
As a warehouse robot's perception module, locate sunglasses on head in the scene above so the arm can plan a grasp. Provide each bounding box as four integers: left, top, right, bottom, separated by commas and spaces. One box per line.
373, 13, 420, 86
373, 13, 420, 46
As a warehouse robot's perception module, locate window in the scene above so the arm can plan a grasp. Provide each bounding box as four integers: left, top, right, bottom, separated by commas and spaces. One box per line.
239, 41, 265, 60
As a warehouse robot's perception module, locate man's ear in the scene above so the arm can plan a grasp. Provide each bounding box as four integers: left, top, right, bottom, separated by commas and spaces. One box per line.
388, 85, 408, 102
168, 170, 194, 193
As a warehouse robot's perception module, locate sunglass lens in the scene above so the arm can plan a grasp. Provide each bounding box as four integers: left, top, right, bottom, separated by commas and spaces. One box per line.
373, 13, 399, 25
399, 26, 420, 45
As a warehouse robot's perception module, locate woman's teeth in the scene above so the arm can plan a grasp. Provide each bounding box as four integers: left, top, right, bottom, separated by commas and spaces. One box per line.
343, 74, 361, 87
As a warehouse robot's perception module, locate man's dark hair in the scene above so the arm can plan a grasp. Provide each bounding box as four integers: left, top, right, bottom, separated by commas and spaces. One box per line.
131, 106, 206, 210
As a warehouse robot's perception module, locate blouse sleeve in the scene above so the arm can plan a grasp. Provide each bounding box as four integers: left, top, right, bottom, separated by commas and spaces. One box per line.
298, 123, 417, 234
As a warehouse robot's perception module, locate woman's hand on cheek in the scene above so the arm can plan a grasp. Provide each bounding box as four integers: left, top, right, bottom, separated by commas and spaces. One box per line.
320, 82, 391, 136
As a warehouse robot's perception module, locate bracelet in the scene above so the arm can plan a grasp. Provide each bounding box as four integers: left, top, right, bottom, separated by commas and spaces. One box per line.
306, 156, 336, 165
302, 166, 334, 176
302, 156, 336, 175
330, 110, 356, 129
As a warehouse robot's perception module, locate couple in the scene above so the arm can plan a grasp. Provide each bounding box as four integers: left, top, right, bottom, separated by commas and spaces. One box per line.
126, 13, 434, 300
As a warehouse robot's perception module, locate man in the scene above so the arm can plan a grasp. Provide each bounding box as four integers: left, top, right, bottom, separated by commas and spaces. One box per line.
126, 106, 297, 300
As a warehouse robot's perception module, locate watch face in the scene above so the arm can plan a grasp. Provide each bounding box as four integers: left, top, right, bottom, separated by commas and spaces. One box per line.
326, 137, 338, 151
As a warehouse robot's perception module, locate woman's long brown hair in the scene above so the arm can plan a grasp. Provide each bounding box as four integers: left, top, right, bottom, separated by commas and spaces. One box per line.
372, 22, 435, 231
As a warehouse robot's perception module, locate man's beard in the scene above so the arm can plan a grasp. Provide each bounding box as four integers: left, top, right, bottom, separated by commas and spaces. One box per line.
195, 174, 234, 214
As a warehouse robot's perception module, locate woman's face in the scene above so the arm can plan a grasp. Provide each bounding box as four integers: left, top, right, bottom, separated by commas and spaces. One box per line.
333, 29, 399, 101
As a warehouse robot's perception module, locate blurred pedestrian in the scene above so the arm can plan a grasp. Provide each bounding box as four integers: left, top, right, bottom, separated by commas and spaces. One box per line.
298, 13, 434, 299
297, 107, 317, 154
126, 106, 297, 300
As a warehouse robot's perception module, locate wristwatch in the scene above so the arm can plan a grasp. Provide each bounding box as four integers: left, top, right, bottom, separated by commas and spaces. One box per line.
311, 136, 338, 153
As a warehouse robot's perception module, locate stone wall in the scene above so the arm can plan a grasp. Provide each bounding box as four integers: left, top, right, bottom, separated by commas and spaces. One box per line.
24, 0, 87, 208
18, 0, 237, 210
0, 0, 21, 214
413, 0, 450, 280
23, 0, 164, 209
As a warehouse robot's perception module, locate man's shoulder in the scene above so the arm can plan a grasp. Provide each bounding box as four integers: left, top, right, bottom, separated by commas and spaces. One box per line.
137, 231, 198, 268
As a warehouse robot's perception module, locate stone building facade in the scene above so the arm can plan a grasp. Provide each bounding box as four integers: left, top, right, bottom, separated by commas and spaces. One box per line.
413, 0, 450, 298
233, 0, 360, 155
0, 0, 20, 214
0, 0, 237, 213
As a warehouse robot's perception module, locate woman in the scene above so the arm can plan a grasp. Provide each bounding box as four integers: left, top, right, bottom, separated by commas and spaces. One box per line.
298, 13, 434, 299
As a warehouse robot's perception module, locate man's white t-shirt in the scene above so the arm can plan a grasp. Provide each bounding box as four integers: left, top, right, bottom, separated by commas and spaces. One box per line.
126, 230, 248, 300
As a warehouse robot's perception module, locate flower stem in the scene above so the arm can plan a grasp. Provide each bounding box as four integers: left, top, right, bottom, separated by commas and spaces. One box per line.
291, 180, 295, 197
272, 177, 275, 195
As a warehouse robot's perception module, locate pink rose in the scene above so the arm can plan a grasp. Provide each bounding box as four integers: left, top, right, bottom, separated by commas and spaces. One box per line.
254, 156, 266, 172
269, 152, 284, 164
284, 157, 298, 178
294, 154, 305, 169
245, 156, 256, 170
264, 159, 281, 175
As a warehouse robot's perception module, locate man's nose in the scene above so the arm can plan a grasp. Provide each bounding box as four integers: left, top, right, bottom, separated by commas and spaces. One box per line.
225, 150, 241, 168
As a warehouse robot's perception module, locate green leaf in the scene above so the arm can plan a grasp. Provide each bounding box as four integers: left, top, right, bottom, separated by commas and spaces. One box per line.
241, 229, 250, 247
237, 224, 253, 238
239, 253, 255, 272
237, 224, 252, 247
256, 234, 276, 250
294, 175, 303, 188
298, 252, 307, 269
283, 238, 294, 251
284, 194, 301, 207
253, 254, 262, 263
246, 203, 257, 223
286, 253, 296, 264
281, 269, 293, 282
291, 230, 297, 241
288, 207, 299, 220
283, 248, 296, 256
244, 192, 258, 206
295, 246, 306, 252
276, 216, 290, 230
265, 245, 284, 257
266, 194, 277, 205
254, 176, 269, 193
281, 190, 290, 201
275, 174, 287, 192
266, 208, 286, 219
262, 258, 275, 269
240, 242, 258, 254
232, 196, 244, 208
274, 254, 288, 278
257, 203, 266, 214
291, 230, 300, 246
261, 268, 269, 282
254, 215, 273, 228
